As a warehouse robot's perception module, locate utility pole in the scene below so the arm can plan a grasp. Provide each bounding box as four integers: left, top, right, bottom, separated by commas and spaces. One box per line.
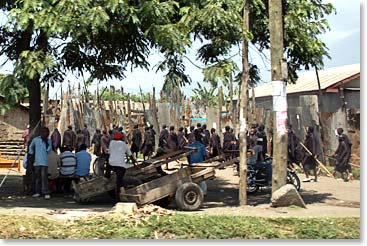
269, 0, 288, 193
239, 0, 249, 206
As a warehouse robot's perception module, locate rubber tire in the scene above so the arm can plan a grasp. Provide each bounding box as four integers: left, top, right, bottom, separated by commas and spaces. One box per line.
93, 158, 103, 176
107, 177, 143, 199
175, 182, 204, 211
247, 183, 259, 194
287, 171, 301, 191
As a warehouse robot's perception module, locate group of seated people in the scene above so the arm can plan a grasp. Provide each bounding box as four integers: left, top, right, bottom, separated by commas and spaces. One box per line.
24, 144, 92, 193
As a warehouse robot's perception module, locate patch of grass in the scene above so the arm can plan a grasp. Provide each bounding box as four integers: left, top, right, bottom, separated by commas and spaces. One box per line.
0, 214, 360, 239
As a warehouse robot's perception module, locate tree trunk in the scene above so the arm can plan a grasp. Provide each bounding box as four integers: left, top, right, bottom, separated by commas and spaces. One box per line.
152, 87, 160, 150
218, 86, 223, 137
251, 83, 256, 123
229, 75, 234, 128
139, 85, 148, 126
269, 0, 288, 194
127, 93, 133, 136
239, 0, 249, 206
315, 66, 325, 161
235, 80, 242, 135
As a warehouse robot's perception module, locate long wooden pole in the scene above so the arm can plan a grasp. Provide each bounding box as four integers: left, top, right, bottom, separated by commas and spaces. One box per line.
269, 0, 288, 193
152, 87, 160, 150
299, 142, 334, 177
239, 0, 249, 206
218, 86, 223, 138
139, 85, 148, 126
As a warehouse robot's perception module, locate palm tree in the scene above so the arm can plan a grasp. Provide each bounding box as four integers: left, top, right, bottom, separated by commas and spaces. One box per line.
203, 59, 238, 125
191, 82, 218, 109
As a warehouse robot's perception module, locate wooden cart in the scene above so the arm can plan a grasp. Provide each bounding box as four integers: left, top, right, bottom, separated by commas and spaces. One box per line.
72, 149, 195, 203
119, 165, 215, 211
73, 149, 237, 210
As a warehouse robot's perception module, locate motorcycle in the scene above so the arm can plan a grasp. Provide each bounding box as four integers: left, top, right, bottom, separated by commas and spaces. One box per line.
246, 157, 301, 194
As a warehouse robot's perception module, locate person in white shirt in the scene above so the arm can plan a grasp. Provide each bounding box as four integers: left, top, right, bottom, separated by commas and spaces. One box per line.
58, 146, 77, 192
105, 132, 138, 202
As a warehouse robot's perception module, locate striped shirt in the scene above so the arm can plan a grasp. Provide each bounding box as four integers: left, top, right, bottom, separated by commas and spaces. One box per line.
59, 151, 77, 176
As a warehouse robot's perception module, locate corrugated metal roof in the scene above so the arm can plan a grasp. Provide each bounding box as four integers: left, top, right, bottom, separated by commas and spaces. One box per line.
251, 63, 360, 98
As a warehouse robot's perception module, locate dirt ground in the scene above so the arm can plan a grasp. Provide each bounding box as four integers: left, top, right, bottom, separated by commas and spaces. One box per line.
0, 161, 360, 221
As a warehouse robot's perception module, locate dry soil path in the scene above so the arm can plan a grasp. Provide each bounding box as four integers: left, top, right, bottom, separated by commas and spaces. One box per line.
0, 162, 360, 221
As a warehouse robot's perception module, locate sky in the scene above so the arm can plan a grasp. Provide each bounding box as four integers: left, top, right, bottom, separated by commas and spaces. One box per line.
0, 0, 361, 99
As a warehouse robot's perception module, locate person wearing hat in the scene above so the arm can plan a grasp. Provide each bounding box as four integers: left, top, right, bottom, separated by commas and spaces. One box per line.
105, 132, 138, 202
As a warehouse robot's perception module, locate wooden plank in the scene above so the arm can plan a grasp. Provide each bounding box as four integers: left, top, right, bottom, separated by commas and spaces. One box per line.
138, 179, 188, 205
123, 167, 191, 195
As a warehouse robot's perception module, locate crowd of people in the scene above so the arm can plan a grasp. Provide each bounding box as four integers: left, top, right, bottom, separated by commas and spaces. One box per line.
24, 126, 92, 200
23, 120, 352, 201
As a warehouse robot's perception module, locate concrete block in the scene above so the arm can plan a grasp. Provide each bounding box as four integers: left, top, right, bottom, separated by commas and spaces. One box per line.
115, 202, 138, 214
271, 184, 307, 208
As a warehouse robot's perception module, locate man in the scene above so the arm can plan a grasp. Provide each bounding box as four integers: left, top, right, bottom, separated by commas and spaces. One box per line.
28, 127, 52, 199
336, 127, 352, 179
62, 125, 76, 151
248, 127, 258, 149
82, 124, 91, 148
149, 125, 156, 153
301, 126, 318, 182
202, 124, 210, 147
22, 125, 30, 146
51, 127, 61, 152
177, 127, 188, 150
188, 125, 196, 144
267, 128, 274, 157
334, 134, 352, 180
59, 146, 77, 192
97, 129, 110, 176
75, 144, 92, 178
188, 129, 208, 195
223, 126, 236, 152
111, 124, 119, 136
75, 129, 85, 153
159, 125, 169, 148
209, 128, 221, 158
131, 124, 142, 159
165, 126, 178, 170
91, 129, 102, 156
59, 146, 77, 176
248, 138, 272, 185
105, 132, 138, 202
47, 148, 61, 193
141, 126, 153, 160
166, 126, 178, 152
257, 124, 267, 159
287, 125, 301, 166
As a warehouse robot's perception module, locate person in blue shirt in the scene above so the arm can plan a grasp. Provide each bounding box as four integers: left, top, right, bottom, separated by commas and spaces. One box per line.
75, 144, 92, 178
188, 129, 208, 195
188, 129, 208, 165
28, 127, 52, 199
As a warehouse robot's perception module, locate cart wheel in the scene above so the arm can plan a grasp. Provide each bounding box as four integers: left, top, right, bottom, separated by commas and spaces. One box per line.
175, 182, 204, 211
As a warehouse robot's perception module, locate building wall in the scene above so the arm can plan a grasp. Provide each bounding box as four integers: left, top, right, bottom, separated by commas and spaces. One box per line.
254, 90, 360, 164
0, 105, 29, 141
